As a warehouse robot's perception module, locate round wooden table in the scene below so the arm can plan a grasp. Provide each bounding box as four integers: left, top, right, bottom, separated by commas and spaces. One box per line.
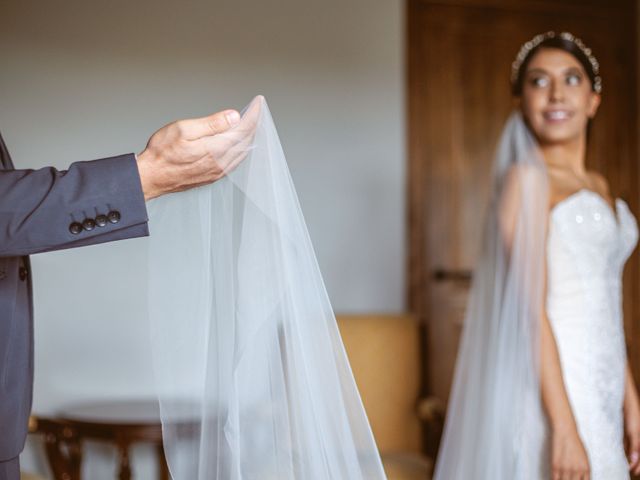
30, 399, 170, 480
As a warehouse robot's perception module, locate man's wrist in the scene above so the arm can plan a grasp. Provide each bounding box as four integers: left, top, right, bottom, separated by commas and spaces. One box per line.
136, 150, 160, 201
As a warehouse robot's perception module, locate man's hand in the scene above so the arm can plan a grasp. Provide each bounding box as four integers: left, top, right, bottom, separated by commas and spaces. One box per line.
136, 96, 261, 201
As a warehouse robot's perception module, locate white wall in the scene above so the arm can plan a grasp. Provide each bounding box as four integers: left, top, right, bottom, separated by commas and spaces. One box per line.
0, 0, 405, 477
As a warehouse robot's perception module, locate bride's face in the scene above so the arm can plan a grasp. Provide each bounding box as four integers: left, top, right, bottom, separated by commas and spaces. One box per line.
520, 47, 601, 146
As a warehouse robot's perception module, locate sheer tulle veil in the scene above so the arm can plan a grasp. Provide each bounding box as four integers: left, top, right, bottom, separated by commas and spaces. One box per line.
433, 112, 550, 479
146, 96, 387, 480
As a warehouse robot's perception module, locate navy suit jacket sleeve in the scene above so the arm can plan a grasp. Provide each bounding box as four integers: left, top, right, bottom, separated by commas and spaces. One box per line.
0, 146, 149, 461
0, 153, 149, 256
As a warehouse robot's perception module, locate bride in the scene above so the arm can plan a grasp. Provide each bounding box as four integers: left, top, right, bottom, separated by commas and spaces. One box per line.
434, 32, 640, 479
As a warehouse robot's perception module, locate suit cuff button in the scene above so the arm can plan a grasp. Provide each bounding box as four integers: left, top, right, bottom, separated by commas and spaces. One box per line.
95, 215, 108, 227
69, 222, 83, 235
82, 218, 96, 231
107, 210, 121, 224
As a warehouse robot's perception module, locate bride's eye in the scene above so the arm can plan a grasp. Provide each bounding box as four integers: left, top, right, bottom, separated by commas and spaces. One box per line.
566, 73, 582, 86
530, 76, 549, 88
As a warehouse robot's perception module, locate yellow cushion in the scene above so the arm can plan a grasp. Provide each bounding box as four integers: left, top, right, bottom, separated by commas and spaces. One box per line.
336, 314, 422, 453
382, 452, 432, 479
21, 473, 46, 480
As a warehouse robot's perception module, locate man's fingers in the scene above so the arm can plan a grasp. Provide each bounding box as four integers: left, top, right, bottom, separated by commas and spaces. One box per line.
212, 136, 255, 178
186, 94, 262, 144
193, 96, 261, 152
220, 145, 255, 177
180, 94, 262, 142
181, 96, 263, 185
198, 114, 258, 159
240, 95, 263, 131
179, 109, 241, 140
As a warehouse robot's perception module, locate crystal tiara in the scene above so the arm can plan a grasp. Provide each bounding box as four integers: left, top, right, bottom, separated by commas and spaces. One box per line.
511, 31, 602, 93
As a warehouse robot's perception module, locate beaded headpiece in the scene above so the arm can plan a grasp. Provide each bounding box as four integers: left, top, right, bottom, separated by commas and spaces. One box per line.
511, 31, 602, 93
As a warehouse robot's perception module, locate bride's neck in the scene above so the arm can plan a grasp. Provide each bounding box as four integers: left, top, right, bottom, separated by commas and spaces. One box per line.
540, 135, 587, 176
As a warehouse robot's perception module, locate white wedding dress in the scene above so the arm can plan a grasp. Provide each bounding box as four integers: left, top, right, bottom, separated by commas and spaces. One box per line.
545, 189, 639, 479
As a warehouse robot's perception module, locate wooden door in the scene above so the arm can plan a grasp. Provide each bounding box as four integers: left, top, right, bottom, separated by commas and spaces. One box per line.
408, 0, 638, 453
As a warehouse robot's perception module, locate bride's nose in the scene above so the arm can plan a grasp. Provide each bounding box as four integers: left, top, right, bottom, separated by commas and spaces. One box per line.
549, 79, 565, 103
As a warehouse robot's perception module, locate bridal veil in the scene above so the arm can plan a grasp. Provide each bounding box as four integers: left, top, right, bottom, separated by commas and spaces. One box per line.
433, 112, 550, 479
146, 96, 386, 479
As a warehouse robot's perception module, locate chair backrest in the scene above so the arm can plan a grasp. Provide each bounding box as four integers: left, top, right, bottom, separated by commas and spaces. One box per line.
336, 314, 422, 453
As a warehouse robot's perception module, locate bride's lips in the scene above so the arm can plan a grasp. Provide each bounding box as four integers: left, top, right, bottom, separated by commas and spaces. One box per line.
542, 109, 574, 123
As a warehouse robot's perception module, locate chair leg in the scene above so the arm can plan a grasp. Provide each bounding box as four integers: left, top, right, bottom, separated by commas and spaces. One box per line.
116, 444, 131, 480
42, 426, 82, 480
157, 444, 170, 480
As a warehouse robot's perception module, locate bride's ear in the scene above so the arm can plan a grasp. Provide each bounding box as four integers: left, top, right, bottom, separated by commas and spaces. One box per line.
588, 93, 601, 119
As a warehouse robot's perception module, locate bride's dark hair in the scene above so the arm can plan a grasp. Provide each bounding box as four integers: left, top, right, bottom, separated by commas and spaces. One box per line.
512, 34, 601, 97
